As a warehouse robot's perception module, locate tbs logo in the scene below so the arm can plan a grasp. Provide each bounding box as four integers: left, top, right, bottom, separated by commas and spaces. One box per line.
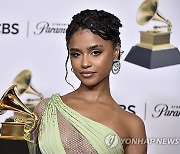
0, 23, 19, 34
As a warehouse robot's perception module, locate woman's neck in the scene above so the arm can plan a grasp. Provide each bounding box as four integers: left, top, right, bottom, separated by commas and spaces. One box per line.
75, 76, 112, 102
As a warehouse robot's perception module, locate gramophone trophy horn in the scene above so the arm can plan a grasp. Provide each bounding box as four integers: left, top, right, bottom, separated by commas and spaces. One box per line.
12, 69, 44, 101
0, 85, 38, 140
136, 0, 172, 32
125, 0, 180, 69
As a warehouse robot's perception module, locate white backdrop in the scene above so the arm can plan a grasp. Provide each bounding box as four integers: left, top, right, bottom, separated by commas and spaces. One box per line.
0, 0, 180, 153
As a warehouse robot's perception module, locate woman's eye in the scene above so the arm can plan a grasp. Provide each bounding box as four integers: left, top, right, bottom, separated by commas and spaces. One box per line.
91, 50, 102, 56
70, 52, 81, 57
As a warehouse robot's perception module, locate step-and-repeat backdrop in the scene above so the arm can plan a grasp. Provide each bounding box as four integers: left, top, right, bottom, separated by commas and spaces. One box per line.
0, 0, 180, 153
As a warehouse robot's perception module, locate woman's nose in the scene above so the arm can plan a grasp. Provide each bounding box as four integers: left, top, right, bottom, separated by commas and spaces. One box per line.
81, 56, 92, 69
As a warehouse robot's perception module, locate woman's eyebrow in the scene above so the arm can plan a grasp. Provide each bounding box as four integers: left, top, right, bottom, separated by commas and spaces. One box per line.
69, 44, 103, 53
69, 48, 80, 53
87, 44, 103, 50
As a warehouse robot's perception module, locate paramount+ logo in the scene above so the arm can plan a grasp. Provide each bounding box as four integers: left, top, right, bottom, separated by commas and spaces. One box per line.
152, 104, 180, 118
0, 23, 19, 34
34, 21, 67, 35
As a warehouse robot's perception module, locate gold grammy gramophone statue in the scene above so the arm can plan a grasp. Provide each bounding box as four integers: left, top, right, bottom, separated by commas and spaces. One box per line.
12, 69, 44, 101
125, 0, 180, 69
0, 85, 38, 141
12, 69, 44, 121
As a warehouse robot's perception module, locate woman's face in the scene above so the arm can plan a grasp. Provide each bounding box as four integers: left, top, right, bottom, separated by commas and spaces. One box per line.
68, 29, 120, 87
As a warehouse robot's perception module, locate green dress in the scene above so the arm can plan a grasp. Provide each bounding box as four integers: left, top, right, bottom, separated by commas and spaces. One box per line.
38, 94, 124, 154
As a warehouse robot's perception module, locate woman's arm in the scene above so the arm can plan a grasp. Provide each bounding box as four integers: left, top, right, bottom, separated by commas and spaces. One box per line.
125, 115, 147, 154
32, 98, 50, 143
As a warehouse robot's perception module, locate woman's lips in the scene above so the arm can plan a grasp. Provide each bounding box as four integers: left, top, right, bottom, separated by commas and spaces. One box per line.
80, 71, 96, 78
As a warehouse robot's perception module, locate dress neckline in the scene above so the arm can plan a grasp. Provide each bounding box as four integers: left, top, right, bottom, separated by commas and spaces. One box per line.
55, 93, 122, 140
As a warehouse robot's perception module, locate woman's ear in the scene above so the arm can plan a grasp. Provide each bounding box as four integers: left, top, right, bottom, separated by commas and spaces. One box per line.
113, 43, 121, 60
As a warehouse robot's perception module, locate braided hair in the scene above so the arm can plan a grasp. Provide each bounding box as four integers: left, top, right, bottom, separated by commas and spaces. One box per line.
65, 9, 123, 89
66, 9, 122, 48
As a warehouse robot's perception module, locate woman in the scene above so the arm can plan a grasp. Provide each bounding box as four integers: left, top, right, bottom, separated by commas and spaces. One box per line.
33, 9, 147, 154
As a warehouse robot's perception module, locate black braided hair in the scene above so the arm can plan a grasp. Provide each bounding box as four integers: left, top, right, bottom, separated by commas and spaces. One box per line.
65, 9, 123, 89
66, 9, 122, 48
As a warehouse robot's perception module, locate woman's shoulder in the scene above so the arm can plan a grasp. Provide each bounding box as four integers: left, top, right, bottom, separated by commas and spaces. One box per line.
118, 108, 146, 138
33, 98, 51, 117
60, 91, 80, 105
122, 109, 144, 127
117, 107, 147, 152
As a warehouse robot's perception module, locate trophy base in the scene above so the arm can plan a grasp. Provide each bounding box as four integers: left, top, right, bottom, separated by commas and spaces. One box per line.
125, 45, 180, 69
0, 139, 29, 154
0, 122, 25, 138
